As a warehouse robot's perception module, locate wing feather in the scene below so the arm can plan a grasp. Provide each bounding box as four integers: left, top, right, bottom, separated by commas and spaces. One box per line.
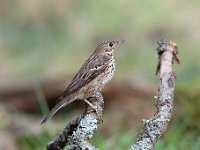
65, 54, 109, 94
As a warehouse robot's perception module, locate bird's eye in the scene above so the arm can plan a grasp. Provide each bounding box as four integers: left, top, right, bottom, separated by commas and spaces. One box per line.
109, 42, 113, 47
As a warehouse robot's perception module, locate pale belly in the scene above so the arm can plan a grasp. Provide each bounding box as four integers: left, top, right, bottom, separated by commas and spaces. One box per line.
101, 61, 116, 85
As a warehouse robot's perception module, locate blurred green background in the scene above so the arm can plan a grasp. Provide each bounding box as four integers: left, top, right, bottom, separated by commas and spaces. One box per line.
0, 0, 200, 150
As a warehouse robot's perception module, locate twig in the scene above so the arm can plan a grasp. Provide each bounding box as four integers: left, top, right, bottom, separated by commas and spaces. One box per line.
47, 116, 82, 150
130, 40, 180, 150
47, 92, 104, 150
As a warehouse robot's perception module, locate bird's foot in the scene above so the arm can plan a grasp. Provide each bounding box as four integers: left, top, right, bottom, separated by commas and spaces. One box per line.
83, 99, 101, 120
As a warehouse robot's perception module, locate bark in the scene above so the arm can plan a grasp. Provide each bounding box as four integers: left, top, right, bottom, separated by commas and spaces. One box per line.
47, 92, 104, 150
130, 40, 179, 150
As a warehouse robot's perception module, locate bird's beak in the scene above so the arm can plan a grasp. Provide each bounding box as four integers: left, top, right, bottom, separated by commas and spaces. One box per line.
115, 40, 125, 48
118, 40, 125, 45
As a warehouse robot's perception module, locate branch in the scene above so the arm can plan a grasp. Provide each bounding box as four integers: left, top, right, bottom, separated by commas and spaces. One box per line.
130, 40, 180, 150
47, 92, 104, 150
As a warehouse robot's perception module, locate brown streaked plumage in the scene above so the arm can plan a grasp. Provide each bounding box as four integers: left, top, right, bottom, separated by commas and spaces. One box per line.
41, 40, 124, 124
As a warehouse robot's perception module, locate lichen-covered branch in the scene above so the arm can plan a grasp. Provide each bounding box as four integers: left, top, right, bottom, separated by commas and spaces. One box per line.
47, 92, 104, 150
130, 40, 180, 150
47, 116, 82, 150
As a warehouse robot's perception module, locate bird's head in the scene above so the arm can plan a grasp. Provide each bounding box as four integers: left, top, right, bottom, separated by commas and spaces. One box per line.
95, 40, 125, 55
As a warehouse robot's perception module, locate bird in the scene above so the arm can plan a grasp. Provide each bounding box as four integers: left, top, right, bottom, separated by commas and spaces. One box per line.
41, 40, 124, 124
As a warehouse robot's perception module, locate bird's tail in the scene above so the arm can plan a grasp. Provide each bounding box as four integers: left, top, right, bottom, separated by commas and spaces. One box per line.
41, 94, 74, 124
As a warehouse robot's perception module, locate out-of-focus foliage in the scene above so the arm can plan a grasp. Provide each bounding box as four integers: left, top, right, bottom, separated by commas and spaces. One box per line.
1, 0, 200, 83
0, 0, 200, 150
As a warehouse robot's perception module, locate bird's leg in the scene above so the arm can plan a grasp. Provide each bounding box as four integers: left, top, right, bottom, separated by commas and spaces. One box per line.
83, 98, 101, 119
83, 98, 97, 110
